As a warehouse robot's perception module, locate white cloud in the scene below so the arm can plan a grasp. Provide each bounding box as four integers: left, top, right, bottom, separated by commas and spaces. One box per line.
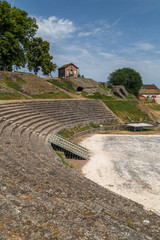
133, 42, 154, 51
78, 19, 120, 38
78, 32, 92, 37
99, 52, 116, 58
36, 16, 76, 42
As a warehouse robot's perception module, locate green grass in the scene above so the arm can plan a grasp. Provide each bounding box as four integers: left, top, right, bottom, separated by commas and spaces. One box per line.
47, 78, 75, 92
126, 94, 134, 100
104, 100, 151, 122
31, 91, 71, 99
58, 122, 117, 138
140, 98, 160, 111
82, 92, 113, 100
56, 152, 73, 168
58, 124, 92, 138
140, 98, 155, 104
126, 221, 133, 228
89, 123, 100, 128
147, 103, 160, 111
98, 83, 111, 91
16, 78, 26, 84
0, 85, 2, 89
0, 92, 26, 100
4, 71, 10, 79
4, 80, 21, 91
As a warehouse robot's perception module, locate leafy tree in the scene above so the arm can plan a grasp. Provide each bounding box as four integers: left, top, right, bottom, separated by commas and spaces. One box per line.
27, 37, 57, 75
78, 72, 84, 78
107, 67, 143, 98
0, 0, 38, 71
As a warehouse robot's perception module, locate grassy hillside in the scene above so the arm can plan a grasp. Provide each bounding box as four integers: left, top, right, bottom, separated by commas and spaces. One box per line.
0, 71, 159, 124
0, 71, 71, 100
47, 78, 76, 92
104, 99, 152, 123
140, 98, 160, 122
83, 92, 153, 123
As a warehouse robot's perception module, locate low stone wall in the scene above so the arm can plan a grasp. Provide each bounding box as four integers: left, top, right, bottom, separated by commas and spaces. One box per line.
112, 85, 129, 98
70, 124, 126, 140
83, 87, 112, 96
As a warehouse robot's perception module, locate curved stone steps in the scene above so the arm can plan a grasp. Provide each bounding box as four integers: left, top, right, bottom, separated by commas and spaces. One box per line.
0, 122, 17, 143
3, 126, 60, 176
29, 131, 55, 158
24, 100, 118, 124
14, 123, 58, 161
0, 112, 60, 159
27, 119, 60, 133
71, 99, 117, 119
0, 108, 37, 121
0, 120, 11, 136
5, 112, 45, 124
0, 102, 25, 111
9, 125, 44, 164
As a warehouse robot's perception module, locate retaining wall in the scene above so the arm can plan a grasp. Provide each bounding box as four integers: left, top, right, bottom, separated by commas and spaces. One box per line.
70, 124, 126, 140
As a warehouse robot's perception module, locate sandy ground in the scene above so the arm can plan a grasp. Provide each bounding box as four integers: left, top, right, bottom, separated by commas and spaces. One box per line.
156, 97, 160, 104
80, 134, 160, 214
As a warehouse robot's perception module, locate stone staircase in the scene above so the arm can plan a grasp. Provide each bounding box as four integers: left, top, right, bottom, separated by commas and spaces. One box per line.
49, 132, 90, 159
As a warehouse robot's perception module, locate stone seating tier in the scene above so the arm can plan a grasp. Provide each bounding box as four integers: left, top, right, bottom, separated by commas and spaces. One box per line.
0, 100, 158, 239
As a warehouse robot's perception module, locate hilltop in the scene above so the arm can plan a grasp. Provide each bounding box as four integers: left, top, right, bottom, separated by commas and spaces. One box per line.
0, 71, 160, 125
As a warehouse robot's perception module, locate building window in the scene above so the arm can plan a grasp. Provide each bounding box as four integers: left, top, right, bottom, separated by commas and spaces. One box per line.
70, 69, 73, 76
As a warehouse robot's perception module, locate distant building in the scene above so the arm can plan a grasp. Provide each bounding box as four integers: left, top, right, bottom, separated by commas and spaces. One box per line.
58, 63, 79, 78
141, 84, 158, 90
140, 84, 160, 97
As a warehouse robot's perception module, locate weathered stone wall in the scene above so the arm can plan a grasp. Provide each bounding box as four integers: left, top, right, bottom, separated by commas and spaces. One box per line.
99, 82, 108, 88
63, 77, 112, 96
83, 87, 112, 96
58, 68, 65, 77
65, 65, 78, 77
112, 85, 129, 98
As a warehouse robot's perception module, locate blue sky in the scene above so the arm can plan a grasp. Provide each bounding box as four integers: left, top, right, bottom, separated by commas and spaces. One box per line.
9, 0, 160, 87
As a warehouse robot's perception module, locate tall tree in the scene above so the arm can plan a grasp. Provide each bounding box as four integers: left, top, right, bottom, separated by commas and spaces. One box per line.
0, 0, 38, 71
27, 37, 57, 75
107, 67, 143, 98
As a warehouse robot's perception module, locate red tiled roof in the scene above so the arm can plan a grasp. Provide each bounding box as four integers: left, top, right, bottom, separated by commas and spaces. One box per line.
142, 84, 158, 89
58, 63, 79, 70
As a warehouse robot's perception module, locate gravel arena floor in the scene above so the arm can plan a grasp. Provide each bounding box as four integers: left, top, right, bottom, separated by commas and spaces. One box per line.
80, 134, 160, 215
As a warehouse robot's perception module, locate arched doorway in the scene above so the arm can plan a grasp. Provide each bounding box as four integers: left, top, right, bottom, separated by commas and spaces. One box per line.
77, 87, 83, 92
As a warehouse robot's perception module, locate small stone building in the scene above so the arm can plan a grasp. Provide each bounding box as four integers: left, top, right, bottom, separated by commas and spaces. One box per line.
58, 63, 79, 78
